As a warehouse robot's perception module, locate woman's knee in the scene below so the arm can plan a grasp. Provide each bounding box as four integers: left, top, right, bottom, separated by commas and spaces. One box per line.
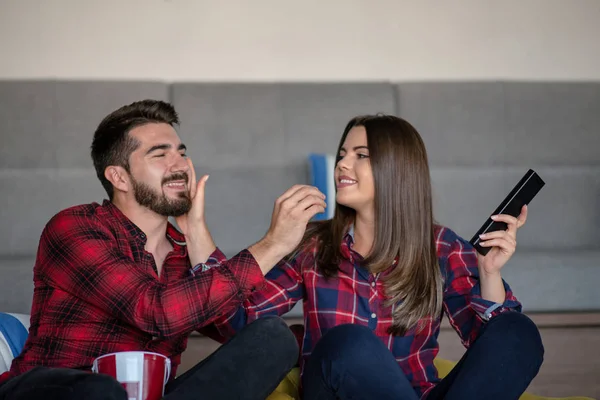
314, 324, 382, 362
487, 312, 544, 362
305, 324, 414, 398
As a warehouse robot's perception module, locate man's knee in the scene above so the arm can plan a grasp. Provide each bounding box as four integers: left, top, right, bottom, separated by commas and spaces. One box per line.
1, 368, 127, 400
71, 373, 127, 400
248, 316, 300, 368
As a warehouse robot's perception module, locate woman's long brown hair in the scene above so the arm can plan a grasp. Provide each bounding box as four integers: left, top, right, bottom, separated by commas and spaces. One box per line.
295, 114, 442, 335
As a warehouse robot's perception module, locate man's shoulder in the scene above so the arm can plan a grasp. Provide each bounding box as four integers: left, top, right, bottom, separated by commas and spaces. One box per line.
44, 202, 110, 234
50, 202, 103, 220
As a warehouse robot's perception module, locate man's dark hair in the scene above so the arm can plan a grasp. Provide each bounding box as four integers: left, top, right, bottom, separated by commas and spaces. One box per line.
90, 99, 180, 199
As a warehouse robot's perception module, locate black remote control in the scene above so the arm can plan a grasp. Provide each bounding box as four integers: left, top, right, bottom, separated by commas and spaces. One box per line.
470, 169, 545, 256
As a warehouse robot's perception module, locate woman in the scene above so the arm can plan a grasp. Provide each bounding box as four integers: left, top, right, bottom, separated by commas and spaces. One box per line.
215, 114, 544, 399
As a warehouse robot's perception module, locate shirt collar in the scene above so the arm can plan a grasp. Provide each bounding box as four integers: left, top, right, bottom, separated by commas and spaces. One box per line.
340, 224, 357, 262
341, 223, 397, 276
102, 200, 187, 255
347, 224, 355, 241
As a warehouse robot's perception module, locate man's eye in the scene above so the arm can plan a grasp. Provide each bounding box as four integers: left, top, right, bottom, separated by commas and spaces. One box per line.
154, 154, 165, 158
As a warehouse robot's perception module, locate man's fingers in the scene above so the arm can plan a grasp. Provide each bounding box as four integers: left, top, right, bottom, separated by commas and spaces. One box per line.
276, 185, 312, 205
195, 174, 209, 208
186, 158, 197, 198
295, 195, 327, 214
302, 204, 327, 221
281, 187, 325, 209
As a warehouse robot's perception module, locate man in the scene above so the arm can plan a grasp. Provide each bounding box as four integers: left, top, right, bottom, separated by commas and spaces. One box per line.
0, 100, 326, 400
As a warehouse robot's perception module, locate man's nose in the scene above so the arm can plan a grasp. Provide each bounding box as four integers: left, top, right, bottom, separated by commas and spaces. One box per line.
171, 155, 189, 173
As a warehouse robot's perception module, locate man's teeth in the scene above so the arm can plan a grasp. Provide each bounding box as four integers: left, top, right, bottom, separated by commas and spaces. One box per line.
165, 182, 185, 187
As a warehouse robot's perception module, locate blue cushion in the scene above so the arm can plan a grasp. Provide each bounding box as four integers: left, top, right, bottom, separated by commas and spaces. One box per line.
308, 153, 336, 221
0, 313, 28, 358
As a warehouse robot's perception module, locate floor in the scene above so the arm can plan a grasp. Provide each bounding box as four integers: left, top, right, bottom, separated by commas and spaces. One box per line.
179, 312, 600, 399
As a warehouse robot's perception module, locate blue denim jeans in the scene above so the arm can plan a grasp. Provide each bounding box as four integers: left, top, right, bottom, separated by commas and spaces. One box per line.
302, 312, 544, 400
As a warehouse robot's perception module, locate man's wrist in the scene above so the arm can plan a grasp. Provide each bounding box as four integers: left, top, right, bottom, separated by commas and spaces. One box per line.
248, 236, 289, 275
185, 224, 217, 266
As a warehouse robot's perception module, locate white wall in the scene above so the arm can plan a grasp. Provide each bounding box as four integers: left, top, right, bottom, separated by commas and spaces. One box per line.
1, 0, 599, 81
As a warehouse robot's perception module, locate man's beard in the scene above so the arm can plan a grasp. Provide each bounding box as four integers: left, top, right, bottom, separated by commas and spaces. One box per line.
131, 173, 192, 217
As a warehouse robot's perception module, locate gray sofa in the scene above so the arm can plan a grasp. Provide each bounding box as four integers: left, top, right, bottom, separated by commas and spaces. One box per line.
1, 80, 598, 315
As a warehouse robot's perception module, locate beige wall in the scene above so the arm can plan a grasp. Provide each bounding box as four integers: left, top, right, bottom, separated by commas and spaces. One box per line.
1, 0, 599, 81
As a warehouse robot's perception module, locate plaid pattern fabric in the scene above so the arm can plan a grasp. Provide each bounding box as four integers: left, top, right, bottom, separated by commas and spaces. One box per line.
213, 225, 521, 398
1, 200, 264, 385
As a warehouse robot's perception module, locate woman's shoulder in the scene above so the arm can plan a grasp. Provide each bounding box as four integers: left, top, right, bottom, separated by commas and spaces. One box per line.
286, 223, 324, 266
433, 224, 476, 258
303, 221, 326, 246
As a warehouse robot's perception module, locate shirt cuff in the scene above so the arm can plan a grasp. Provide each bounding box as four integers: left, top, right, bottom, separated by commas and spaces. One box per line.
470, 282, 522, 321
190, 248, 265, 295
190, 247, 228, 274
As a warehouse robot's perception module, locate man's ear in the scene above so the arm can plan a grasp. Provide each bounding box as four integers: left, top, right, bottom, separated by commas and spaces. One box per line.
105, 166, 130, 194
